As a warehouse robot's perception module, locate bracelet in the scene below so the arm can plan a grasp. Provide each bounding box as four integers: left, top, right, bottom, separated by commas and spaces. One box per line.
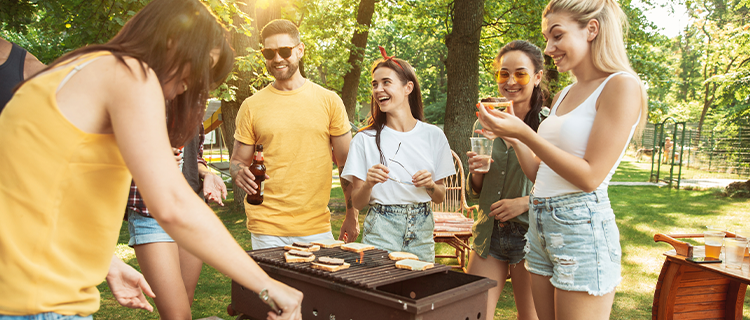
259, 288, 281, 315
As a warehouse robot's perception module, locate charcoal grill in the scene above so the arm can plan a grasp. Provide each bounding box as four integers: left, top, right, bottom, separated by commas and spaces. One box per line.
227, 247, 496, 320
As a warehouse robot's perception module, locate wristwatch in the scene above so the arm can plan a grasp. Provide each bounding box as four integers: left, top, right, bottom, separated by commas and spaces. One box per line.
259, 288, 282, 315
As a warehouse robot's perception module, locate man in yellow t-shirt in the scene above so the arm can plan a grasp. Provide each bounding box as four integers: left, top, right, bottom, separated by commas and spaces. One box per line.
231, 19, 359, 249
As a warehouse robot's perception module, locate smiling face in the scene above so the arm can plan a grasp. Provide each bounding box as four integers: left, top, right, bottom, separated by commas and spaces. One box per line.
497, 50, 542, 106
542, 12, 595, 73
371, 66, 413, 114
263, 33, 303, 81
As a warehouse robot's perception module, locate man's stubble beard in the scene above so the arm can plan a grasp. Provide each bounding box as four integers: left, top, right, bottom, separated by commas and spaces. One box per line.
268, 59, 300, 81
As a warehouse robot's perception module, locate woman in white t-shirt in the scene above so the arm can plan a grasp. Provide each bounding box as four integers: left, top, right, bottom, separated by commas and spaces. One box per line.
476, 0, 647, 319
341, 47, 454, 262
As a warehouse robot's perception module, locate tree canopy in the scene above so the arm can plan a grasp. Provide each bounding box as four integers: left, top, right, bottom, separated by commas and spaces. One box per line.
2, 0, 748, 152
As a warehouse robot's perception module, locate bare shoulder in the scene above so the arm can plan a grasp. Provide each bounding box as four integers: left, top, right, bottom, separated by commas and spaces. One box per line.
549, 90, 563, 107
23, 52, 46, 78
597, 73, 642, 118
93, 55, 160, 98
601, 73, 641, 99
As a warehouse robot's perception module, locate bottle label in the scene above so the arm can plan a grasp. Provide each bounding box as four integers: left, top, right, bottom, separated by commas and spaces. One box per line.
258, 181, 265, 196
254, 151, 264, 161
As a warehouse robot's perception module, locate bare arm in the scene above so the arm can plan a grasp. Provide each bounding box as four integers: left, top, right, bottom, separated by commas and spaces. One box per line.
505, 140, 540, 183
230, 141, 264, 195
477, 75, 641, 192
104, 58, 301, 318
331, 132, 360, 242
421, 178, 446, 204
465, 151, 486, 193
23, 51, 46, 79
350, 162, 391, 210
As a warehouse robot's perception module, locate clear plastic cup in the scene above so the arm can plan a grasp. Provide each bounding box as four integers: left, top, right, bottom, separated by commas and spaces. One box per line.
724, 238, 747, 269
734, 229, 749, 257
470, 137, 493, 173
704, 230, 726, 259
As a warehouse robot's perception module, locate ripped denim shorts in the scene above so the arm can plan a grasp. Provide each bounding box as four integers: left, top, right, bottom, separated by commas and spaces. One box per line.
362, 202, 434, 262
524, 190, 622, 296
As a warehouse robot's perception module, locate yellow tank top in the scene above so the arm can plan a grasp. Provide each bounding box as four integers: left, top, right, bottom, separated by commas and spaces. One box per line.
0, 52, 132, 316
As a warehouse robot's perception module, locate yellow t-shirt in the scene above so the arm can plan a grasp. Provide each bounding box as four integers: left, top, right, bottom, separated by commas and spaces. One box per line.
234, 80, 350, 236
0, 52, 132, 316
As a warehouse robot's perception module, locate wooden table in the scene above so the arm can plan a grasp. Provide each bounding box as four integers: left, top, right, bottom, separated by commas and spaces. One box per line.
653, 246, 750, 319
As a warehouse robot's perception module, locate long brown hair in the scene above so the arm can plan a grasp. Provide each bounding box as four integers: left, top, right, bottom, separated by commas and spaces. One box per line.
29, 0, 234, 147
362, 58, 424, 165
494, 40, 548, 132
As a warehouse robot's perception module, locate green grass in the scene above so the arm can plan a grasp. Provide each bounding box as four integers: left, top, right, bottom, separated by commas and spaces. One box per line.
96, 160, 750, 319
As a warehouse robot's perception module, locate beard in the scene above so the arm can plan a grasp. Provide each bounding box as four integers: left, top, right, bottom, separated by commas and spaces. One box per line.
267, 59, 300, 81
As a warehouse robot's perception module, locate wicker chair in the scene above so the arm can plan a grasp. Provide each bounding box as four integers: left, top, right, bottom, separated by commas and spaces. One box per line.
432, 150, 478, 272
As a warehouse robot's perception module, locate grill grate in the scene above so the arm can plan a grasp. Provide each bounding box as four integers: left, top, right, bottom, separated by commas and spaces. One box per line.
247, 247, 451, 289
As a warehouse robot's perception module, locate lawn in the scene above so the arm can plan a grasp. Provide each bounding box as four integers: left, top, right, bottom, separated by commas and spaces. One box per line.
96, 159, 750, 319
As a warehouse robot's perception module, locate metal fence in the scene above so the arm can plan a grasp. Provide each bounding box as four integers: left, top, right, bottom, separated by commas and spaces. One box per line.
631, 123, 750, 179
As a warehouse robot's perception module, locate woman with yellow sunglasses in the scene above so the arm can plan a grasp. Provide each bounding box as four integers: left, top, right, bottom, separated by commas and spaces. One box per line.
466, 40, 546, 320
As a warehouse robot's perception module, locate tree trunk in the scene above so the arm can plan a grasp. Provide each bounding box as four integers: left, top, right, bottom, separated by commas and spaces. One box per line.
443, 0, 485, 168
341, 0, 378, 122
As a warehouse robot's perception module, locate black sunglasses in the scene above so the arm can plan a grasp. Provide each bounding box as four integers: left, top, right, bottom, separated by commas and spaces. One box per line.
260, 44, 299, 60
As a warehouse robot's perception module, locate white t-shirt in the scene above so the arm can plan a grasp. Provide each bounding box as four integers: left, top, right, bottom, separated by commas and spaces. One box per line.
534, 72, 639, 197
342, 121, 455, 205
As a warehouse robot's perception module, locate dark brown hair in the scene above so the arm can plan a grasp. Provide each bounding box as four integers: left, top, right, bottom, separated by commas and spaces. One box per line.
362, 58, 424, 165
494, 40, 548, 132
260, 19, 301, 45
30, 0, 234, 147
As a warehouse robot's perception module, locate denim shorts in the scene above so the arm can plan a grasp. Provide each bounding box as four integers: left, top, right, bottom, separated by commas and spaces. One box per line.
524, 190, 622, 296
489, 221, 528, 265
0, 313, 92, 320
127, 208, 174, 247
362, 203, 435, 262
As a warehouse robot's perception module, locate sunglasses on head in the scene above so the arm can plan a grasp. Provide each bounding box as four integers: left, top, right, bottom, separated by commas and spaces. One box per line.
495, 70, 531, 86
260, 44, 298, 60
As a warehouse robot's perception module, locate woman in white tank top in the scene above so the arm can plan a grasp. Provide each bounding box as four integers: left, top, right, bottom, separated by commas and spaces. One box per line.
476, 0, 647, 319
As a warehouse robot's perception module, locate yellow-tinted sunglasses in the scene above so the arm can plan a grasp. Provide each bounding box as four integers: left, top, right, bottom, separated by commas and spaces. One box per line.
495, 70, 531, 86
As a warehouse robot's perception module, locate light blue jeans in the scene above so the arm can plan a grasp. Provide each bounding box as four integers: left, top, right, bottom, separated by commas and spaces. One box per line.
0, 313, 92, 320
524, 190, 622, 296
362, 203, 435, 262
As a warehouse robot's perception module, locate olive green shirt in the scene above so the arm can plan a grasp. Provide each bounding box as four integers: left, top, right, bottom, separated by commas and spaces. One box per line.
467, 138, 533, 258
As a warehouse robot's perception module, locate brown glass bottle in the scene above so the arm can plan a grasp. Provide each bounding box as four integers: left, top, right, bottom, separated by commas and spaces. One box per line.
246, 144, 266, 205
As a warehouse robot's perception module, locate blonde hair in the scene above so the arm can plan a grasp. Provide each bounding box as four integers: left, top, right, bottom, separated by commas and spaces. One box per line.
544, 0, 648, 134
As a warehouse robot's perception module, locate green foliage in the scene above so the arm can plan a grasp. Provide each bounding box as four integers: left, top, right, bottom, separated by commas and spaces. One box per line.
0, 0, 37, 33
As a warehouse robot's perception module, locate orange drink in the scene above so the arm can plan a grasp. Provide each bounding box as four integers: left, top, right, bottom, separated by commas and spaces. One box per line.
703, 230, 725, 259
705, 243, 722, 259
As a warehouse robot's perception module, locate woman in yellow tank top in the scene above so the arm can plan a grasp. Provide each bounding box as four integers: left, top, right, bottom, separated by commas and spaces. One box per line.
0, 0, 302, 319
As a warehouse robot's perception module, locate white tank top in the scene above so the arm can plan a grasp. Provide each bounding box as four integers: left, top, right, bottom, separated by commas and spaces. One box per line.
533, 72, 639, 197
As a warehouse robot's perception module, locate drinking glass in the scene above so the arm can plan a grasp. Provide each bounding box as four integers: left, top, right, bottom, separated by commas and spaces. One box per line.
735, 229, 749, 257
470, 137, 493, 173
704, 231, 726, 259
724, 238, 747, 269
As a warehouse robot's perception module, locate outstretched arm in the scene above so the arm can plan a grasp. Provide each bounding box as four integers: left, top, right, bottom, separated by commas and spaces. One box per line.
477, 75, 642, 192
105, 58, 302, 319
331, 132, 360, 242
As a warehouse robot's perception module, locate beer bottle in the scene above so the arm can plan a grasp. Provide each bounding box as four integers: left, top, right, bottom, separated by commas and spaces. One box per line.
246, 144, 266, 205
